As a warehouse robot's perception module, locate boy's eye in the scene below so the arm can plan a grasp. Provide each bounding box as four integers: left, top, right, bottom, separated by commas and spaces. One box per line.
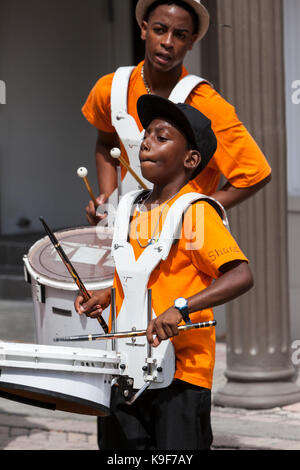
157, 135, 168, 142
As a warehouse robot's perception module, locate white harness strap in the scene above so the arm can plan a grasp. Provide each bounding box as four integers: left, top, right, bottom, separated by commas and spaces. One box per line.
110, 67, 210, 199
168, 74, 210, 103
111, 67, 149, 196
111, 190, 228, 390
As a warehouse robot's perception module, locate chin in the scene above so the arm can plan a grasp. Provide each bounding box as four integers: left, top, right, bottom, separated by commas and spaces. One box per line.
140, 168, 155, 184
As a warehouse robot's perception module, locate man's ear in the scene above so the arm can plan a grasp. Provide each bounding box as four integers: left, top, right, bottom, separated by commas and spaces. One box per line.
184, 149, 202, 172
188, 34, 198, 51
140, 20, 148, 41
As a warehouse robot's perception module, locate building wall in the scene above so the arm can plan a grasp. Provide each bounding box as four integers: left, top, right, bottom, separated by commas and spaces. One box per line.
0, 0, 133, 235
284, 0, 300, 340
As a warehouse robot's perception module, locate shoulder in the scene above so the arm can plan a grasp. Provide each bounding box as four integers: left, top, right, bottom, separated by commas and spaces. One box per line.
182, 199, 225, 234
89, 71, 115, 97
187, 82, 240, 131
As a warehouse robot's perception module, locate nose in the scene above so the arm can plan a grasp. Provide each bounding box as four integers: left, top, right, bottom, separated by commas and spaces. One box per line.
161, 32, 174, 49
141, 136, 150, 152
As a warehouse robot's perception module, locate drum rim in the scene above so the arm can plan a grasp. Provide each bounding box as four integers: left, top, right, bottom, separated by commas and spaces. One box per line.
23, 225, 114, 289
0, 380, 111, 416
23, 255, 114, 291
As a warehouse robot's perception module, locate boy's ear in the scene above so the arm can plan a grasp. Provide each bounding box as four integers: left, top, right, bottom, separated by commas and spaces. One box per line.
184, 150, 202, 173
141, 20, 148, 41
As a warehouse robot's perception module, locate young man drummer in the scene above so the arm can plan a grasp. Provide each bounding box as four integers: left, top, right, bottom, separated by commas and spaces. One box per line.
82, 0, 271, 225
75, 95, 254, 450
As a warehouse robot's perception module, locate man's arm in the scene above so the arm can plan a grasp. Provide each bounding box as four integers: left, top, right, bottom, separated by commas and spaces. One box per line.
86, 129, 120, 225
211, 174, 272, 210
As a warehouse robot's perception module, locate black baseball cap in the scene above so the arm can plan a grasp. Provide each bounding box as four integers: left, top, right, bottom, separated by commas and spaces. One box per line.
137, 94, 217, 175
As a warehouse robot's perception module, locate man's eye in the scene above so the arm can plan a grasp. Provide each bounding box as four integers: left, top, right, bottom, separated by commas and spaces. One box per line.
175, 32, 186, 40
153, 27, 165, 34
158, 135, 167, 142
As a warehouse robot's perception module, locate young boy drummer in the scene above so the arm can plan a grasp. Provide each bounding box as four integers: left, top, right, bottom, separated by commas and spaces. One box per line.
75, 95, 254, 450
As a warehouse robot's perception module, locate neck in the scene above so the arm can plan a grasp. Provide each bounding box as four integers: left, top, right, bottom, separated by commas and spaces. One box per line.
143, 59, 183, 97
146, 177, 189, 207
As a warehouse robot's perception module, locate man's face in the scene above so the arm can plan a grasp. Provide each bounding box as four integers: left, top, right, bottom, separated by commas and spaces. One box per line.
141, 4, 197, 72
139, 118, 190, 185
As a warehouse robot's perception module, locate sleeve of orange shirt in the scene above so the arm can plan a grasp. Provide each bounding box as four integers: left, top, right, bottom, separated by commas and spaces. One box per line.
183, 201, 248, 279
81, 73, 115, 134
187, 84, 272, 188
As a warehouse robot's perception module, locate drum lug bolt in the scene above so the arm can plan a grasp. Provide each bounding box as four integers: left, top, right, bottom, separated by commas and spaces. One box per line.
157, 367, 163, 372
119, 364, 126, 370
123, 389, 129, 397
142, 365, 148, 371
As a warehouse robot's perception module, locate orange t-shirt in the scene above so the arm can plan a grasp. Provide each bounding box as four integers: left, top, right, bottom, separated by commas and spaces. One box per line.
112, 185, 248, 390
82, 61, 271, 194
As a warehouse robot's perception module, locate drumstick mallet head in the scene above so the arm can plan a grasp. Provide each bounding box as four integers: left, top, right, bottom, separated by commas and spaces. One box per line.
77, 166, 98, 208
110, 147, 149, 190
39, 216, 109, 334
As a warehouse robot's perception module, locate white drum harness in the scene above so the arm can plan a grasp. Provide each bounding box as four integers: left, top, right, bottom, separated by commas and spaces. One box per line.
106, 67, 222, 402
110, 189, 229, 401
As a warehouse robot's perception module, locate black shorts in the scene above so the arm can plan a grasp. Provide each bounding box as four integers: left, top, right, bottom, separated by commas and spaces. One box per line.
97, 379, 213, 450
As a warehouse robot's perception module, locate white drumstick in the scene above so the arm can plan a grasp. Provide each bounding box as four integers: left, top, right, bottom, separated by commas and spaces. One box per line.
110, 148, 149, 190
77, 167, 98, 207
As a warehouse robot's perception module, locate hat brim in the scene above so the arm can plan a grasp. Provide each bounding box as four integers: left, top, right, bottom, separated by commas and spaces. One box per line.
135, 0, 210, 41
137, 94, 197, 148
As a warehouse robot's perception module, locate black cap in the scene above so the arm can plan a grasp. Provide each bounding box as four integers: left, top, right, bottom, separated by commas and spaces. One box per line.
137, 94, 217, 174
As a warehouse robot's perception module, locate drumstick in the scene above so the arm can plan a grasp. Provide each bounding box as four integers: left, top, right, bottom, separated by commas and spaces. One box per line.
39, 216, 109, 334
77, 167, 98, 207
53, 320, 217, 342
110, 148, 149, 190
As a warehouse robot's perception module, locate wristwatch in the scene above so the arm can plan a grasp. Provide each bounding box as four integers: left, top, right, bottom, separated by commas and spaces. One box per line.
174, 297, 191, 324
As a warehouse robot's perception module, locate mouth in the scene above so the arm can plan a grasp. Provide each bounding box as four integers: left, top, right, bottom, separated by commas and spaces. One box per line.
155, 52, 172, 65
140, 158, 156, 164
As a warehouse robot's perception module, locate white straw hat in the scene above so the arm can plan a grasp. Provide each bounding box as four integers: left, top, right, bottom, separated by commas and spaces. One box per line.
135, 0, 210, 41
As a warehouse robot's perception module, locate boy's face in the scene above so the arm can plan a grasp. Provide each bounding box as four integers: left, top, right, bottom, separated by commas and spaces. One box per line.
139, 118, 199, 185
141, 4, 197, 72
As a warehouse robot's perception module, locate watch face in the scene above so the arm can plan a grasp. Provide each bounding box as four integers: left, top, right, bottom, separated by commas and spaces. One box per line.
175, 298, 187, 309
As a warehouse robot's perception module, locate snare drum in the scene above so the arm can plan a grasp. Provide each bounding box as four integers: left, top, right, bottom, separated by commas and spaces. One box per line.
23, 226, 114, 349
0, 341, 123, 415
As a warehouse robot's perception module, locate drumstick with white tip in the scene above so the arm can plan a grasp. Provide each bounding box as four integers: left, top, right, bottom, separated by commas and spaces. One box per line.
77, 167, 99, 207
110, 147, 149, 190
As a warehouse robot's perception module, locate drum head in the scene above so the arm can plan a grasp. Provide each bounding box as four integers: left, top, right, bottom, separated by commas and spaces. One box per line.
27, 226, 114, 286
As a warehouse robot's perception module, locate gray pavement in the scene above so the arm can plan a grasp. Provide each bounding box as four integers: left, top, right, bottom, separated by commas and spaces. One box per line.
0, 299, 300, 451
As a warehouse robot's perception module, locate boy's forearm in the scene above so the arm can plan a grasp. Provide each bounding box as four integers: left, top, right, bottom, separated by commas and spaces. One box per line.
187, 261, 254, 314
